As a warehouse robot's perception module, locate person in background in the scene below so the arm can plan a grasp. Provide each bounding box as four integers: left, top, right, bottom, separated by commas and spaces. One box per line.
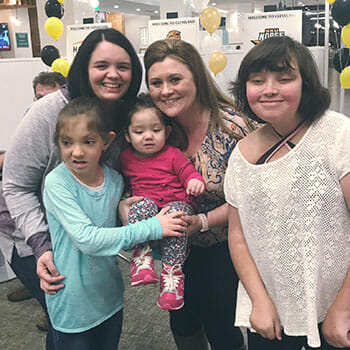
225, 35, 350, 349
2, 28, 143, 350
132, 38, 253, 350
33, 72, 66, 101
121, 94, 205, 311
1, 71, 66, 332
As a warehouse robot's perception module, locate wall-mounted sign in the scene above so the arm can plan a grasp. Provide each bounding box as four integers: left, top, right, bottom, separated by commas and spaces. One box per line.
242, 10, 302, 51
15, 32, 29, 48
148, 17, 200, 49
66, 22, 112, 64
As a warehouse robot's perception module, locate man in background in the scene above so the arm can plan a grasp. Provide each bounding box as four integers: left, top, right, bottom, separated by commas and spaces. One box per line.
1, 71, 65, 331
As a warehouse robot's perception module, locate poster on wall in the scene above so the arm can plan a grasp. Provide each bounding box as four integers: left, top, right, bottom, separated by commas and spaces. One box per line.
66, 22, 112, 64
148, 17, 199, 49
242, 10, 302, 51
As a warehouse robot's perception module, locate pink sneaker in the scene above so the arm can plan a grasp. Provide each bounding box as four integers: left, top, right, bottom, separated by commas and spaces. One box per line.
130, 246, 158, 286
157, 264, 184, 310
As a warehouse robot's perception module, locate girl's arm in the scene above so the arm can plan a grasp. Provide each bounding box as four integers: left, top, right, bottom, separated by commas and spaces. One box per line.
44, 178, 185, 257
228, 204, 282, 341
322, 173, 350, 347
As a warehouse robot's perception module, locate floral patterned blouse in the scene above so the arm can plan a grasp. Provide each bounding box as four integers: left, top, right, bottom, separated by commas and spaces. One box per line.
188, 108, 248, 247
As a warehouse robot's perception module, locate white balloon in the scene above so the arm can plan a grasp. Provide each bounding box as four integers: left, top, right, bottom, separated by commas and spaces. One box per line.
201, 33, 221, 54
191, 0, 208, 12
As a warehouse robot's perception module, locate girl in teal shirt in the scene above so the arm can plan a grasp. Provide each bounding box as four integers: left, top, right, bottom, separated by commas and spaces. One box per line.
43, 97, 186, 350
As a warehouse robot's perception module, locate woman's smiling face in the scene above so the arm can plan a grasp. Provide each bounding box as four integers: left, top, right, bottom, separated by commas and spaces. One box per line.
147, 57, 198, 118
88, 41, 132, 105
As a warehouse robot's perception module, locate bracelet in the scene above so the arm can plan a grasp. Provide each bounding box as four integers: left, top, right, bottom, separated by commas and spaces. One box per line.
198, 213, 209, 232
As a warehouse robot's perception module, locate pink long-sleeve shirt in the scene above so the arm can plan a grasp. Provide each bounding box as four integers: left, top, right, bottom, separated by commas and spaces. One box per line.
121, 145, 205, 208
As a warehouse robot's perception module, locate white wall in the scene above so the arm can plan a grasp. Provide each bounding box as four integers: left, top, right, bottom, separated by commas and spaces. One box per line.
125, 13, 150, 54
0, 8, 32, 59
0, 58, 48, 150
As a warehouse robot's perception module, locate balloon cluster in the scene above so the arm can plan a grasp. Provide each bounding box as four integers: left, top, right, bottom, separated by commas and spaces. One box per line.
40, 0, 70, 77
330, 0, 350, 88
200, 7, 227, 76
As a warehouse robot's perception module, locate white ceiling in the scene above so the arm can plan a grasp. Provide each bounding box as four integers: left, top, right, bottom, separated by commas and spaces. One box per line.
99, 0, 328, 18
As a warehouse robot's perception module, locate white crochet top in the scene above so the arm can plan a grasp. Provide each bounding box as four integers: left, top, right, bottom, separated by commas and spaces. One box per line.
224, 110, 350, 347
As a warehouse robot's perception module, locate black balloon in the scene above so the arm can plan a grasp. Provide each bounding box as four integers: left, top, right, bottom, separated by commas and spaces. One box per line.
40, 45, 60, 66
45, 0, 64, 19
331, 0, 350, 27
333, 48, 350, 73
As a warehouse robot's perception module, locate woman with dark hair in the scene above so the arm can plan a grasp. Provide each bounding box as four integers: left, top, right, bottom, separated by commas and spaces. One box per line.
140, 38, 253, 350
225, 36, 350, 349
2, 28, 142, 349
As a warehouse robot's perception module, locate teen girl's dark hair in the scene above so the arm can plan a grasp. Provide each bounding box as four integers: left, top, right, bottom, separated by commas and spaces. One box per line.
230, 36, 331, 124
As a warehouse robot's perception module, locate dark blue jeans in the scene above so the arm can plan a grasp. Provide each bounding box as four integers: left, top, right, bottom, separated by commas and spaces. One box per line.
248, 324, 350, 350
52, 309, 123, 350
170, 242, 244, 350
9, 246, 54, 350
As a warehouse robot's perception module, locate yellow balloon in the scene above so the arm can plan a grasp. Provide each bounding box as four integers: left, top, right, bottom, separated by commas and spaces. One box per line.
57, 0, 64, 3
327, 0, 336, 3
209, 51, 227, 75
200, 7, 221, 34
340, 66, 350, 89
45, 17, 63, 40
342, 24, 350, 48
52, 58, 70, 77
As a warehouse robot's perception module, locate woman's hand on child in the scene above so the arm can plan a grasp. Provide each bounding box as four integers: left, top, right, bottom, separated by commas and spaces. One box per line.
182, 214, 202, 236
118, 196, 144, 225
37, 250, 65, 295
250, 296, 282, 341
156, 206, 187, 237
186, 179, 205, 197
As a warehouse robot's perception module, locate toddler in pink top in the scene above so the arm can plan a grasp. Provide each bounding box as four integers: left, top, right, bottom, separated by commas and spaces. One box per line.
121, 94, 205, 310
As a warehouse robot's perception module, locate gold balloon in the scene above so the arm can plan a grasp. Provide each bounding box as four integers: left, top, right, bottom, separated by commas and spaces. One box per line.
340, 66, 350, 89
209, 51, 227, 75
52, 58, 70, 77
342, 24, 350, 48
45, 17, 64, 40
200, 7, 221, 34
327, 0, 336, 3
57, 0, 65, 3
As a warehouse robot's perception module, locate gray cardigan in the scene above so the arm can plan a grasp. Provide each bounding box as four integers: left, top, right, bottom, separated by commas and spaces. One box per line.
3, 89, 124, 261
2, 89, 68, 260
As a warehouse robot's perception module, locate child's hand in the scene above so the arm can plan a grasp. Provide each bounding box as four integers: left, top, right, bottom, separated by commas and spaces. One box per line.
156, 207, 187, 237
250, 296, 282, 341
322, 301, 350, 347
186, 179, 205, 197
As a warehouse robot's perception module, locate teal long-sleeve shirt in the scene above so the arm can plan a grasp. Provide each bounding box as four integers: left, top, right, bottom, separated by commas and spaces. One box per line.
43, 163, 162, 333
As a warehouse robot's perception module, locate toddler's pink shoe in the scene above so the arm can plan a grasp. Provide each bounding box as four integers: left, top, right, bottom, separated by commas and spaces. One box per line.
157, 264, 184, 310
130, 246, 158, 286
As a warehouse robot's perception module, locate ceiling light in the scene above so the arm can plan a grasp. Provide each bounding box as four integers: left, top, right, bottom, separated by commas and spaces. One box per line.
113, 5, 119, 9
136, 8, 141, 11
154, 10, 158, 14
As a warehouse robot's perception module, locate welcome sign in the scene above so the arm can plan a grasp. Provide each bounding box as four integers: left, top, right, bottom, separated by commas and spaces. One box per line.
242, 10, 302, 51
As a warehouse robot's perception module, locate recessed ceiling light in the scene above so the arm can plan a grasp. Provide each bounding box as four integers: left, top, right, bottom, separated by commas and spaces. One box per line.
136, 8, 141, 11
113, 5, 119, 8
154, 10, 159, 14
212, 2, 216, 5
